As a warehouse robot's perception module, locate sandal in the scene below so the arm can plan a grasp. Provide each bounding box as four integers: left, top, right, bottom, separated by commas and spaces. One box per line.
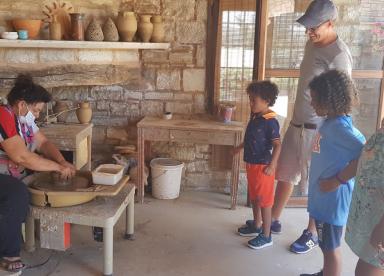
1, 258, 26, 273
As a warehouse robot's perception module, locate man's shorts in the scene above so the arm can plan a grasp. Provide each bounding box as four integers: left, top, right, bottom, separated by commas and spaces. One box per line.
246, 163, 275, 208
275, 124, 317, 195
315, 220, 343, 251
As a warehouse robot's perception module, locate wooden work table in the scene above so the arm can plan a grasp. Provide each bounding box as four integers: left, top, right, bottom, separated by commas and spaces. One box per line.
137, 116, 244, 209
41, 123, 93, 170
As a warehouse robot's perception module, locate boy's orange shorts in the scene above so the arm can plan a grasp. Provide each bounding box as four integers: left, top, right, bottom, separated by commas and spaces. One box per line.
246, 163, 275, 208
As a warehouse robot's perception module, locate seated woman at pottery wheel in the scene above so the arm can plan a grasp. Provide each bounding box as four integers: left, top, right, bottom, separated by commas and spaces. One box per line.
0, 74, 76, 273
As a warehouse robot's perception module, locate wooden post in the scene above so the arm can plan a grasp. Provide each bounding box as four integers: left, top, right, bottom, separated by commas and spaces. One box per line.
377, 79, 384, 129
253, 0, 268, 81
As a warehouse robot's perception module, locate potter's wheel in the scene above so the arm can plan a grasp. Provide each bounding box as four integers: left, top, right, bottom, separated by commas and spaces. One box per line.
31, 174, 90, 192
24, 171, 130, 207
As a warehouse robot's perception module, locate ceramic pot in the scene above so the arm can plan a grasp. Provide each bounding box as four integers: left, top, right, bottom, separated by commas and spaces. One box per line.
103, 17, 119, 42
76, 102, 92, 124
70, 13, 85, 41
50, 15, 62, 40
218, 103, 236, 123
117, 11, 137, 42
53, 100, 70, 123
151, 15, 164, 43
138, 15, 153, 43
12, 19, 42, 39
1, 32, 18, 40
85, 19, 104, 41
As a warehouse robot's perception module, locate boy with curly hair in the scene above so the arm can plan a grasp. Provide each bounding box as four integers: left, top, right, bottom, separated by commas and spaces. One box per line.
234, 81, 281, 249
300, 70, 366, 276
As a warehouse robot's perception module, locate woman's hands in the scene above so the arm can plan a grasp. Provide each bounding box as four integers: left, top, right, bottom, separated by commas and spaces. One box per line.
57, 160, 76, 179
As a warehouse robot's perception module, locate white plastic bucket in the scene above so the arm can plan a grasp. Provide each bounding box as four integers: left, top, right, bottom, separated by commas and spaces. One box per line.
150, 158, 184, 199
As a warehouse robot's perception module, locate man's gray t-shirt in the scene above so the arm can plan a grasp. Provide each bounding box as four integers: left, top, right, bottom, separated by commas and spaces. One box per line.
292, 37, 353, 125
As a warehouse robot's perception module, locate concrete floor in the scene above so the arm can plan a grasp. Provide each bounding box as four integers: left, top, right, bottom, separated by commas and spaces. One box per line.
20, 191, 357, 276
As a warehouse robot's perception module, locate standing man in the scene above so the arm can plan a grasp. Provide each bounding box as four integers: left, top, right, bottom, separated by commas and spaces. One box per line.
270, 0, 353, 254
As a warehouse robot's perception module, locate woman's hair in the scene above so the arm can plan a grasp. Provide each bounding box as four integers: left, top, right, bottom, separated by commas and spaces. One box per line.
309, 69, 358, 115
246, 80, 279, 106
7, 74, 52, 106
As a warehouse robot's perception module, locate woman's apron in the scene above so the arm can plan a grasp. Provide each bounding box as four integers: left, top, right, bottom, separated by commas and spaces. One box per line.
0, 106, 36, 180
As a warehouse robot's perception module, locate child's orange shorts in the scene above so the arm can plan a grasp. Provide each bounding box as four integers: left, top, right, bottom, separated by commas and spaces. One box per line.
246, 163, 275, 208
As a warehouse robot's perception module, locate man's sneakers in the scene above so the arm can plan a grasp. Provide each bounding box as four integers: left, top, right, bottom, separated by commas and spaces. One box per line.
247, 233, 273, 249
238, 223, 262, 237
290, 229, 319, 254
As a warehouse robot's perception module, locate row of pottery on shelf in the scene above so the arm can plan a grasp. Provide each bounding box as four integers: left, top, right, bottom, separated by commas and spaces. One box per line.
85, 17, 119, 42
116, 12, 164, 43
53, 101, 92, 124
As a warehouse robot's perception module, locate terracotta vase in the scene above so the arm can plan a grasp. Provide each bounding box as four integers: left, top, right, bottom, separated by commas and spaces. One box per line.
53, 100, 70, 123
85, 19, 104, 41
49, 15, 62, 40
117, 11, 137, 42
76, 102, 92, 124
103, 17, 119, 42
12, 19, 42, 39
138, 15, 153, 43
70, 13, 85, 41
151, 15, 164, 43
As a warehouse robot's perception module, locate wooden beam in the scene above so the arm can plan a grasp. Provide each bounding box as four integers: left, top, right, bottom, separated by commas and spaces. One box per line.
258, 0, 268, 80
221, 0, 256, 10
265, 69, 384, 79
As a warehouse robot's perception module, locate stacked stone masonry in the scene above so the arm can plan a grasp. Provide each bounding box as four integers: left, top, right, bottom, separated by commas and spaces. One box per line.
0, 0, 238, 193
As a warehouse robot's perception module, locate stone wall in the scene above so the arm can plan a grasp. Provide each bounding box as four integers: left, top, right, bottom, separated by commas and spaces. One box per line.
0, 0, 243, 195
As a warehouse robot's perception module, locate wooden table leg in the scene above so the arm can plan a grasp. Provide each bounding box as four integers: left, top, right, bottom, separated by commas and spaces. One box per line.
103, 226, 113, 276
137, 128, 145, 204
25, 214, 35, 252
230, 132, 242, 210
124, 199, 134, 240
87, 133, 92, 171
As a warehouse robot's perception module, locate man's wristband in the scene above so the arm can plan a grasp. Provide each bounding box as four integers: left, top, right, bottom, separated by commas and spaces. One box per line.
335, 173, 347, 184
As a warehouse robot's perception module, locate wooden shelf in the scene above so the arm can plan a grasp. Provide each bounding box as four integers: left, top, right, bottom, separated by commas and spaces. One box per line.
0, 39, 170, 50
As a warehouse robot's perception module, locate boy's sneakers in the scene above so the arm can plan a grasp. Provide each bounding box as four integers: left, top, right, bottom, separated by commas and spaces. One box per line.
238, 223, 262, 237
300, 271, 323, 276
247, 233, 273, 249
290, 229, 319, 254
245, 219, 282, 234
270, 220, 282, 234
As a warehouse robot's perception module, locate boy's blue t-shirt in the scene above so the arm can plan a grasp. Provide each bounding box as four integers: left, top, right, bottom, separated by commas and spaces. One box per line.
243, 111, 280, 165
308, 115, 365, 226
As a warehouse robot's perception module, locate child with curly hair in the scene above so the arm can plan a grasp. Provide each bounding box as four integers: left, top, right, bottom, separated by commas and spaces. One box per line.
234, 81, 281, 249
345, 117, 384, 276
300, 70, 366, 276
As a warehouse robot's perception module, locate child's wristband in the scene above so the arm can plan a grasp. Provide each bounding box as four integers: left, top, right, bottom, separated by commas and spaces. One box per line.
335, 173, 347, 185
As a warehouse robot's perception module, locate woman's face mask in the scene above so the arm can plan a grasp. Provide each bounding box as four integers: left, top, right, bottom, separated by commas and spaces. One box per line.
19, 104, 36, 125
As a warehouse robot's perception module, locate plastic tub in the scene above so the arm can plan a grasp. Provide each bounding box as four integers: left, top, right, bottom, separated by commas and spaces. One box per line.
150, 158, 184, 199
92, 164, 124, 185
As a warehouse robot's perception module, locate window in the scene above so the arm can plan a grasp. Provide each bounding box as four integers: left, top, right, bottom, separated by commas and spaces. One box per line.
212, 0, 257, 122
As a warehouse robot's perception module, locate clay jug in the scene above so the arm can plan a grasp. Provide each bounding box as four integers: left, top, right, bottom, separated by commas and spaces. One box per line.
49, 15, 62, 40
117, 11, 137, 42
53, 100, 70, 123
85, 19, 104, 41
151, 15, 164, 43
103, 17, 119, 42
76, 102, 92, 124
138, 15, 153, 43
